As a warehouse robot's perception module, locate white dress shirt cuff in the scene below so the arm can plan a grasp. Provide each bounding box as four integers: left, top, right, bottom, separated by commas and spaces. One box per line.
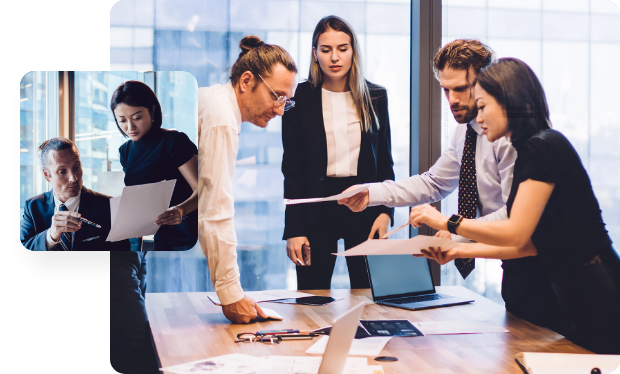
367, 183, 387, 207
45, 229, 59, 250
216, 281, 244, 306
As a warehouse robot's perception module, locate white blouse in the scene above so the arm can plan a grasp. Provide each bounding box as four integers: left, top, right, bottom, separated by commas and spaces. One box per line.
322, 88, 362, 177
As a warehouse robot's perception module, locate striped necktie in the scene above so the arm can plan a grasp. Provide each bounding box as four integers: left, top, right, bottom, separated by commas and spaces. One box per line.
454, 124, 479, 279
58, 204, 73, 251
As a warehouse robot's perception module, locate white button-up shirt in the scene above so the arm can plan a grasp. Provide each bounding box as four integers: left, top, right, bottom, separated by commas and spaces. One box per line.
197, 82, 244, 306
368, 120, 517, 223
45, 191, 81, 249
322, 88, 361, 177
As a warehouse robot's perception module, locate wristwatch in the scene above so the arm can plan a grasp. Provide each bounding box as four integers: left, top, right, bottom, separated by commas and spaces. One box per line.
447, 214, 463, 235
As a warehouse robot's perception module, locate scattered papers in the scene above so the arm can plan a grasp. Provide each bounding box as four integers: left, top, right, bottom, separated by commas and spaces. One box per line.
160, 353, 261, 374
412, 321, 508, 335
335, 235, 459, 256
207, 290, 317, 306
306, 336, 392, 357
161, 354, 371, 374
515, 352, 620, 374
106, 180, 176, 242
284, 185, 368, 205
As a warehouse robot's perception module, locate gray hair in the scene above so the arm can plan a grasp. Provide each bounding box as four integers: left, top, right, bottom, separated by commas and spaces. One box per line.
38, 137, 78, 169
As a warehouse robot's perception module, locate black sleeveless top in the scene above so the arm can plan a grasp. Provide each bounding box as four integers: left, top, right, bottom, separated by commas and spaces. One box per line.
119, 127, 198, 250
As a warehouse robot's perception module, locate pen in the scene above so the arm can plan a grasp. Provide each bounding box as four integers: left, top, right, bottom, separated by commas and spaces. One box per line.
381, 222, 409, 239
77, 216, 101, 229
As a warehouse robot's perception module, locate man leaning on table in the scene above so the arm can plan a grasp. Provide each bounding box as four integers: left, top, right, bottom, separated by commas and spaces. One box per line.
197, 35, 298, 323
339, 39, 562, 334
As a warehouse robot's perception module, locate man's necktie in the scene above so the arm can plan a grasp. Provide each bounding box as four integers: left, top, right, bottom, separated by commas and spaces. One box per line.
454, 125, 479, 279
58, 204, 73, 251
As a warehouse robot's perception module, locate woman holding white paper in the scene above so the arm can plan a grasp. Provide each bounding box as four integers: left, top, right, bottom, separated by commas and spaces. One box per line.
282, 16, 395, 289
111, 80, 199, 251
410, 58, 620, 354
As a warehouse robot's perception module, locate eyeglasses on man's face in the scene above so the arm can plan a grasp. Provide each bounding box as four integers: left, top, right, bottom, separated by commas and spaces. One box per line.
258, 74, 295, 111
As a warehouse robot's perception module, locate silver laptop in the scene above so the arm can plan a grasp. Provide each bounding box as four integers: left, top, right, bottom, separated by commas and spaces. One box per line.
366, 255, 474, 310
317, 302, 365, 374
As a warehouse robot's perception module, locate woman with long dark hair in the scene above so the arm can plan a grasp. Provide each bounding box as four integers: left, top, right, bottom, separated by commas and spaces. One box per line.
410, 58, 620, 354
282, 16, 395, 289
111, 80, 198, 251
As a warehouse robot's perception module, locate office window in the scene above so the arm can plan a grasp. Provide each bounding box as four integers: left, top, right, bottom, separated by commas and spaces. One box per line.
19, 72, 58, 225
441, 0, 620, 305
111, 0, 411, 293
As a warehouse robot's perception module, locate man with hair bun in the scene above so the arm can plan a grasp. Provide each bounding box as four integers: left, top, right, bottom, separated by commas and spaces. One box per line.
339, 39, 562, 333
197, 35, 298, 323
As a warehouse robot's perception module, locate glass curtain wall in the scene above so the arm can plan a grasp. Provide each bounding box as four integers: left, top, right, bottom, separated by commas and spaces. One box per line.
19, 72, 58, 226
440, 0, 620, 305
111, 0, 411, 292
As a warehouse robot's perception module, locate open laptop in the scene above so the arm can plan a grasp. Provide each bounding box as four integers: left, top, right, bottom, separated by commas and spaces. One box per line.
317, 302, 365, 374
366, 255, 474, 310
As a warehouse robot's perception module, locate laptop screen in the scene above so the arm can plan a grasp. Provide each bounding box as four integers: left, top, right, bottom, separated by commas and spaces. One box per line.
366, 255, 435, 299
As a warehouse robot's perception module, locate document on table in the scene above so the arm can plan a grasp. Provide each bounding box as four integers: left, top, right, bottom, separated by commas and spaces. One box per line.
412, 321, 508, 335
335, 235, 459, 256
260, 356, 368, 374
306, 336, 392, 357
106, 179, 176, 242
206, 290, 317, 305
515, 352, 620, 374
160, 353, 262, 374
284, 185, 368, 205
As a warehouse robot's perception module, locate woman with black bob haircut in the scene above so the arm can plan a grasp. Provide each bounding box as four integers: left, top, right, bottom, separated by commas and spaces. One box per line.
409, 58, 620, 354
111, 80, 198, 251
282, 15, 395, 289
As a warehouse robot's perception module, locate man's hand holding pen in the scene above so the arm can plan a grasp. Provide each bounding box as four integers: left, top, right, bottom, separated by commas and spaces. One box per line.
50, 211, 82, 241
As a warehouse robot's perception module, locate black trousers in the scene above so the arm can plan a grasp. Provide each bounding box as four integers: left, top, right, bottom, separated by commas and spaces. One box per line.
501, 257, 564, 334
551, 258, 620, 354
110, 251, 160, 374
296, 177, 376, 290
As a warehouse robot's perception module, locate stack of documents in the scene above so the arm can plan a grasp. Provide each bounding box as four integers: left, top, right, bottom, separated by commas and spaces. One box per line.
160, 353, 383, 374
412, 321, 508, 335
514, 352, 620, 374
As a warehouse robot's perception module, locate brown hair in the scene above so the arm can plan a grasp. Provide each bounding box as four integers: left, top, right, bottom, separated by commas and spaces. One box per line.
308, 16, 378, 132
433, 39, 495, 83
39, 137, 79, 169
230, 35, 297, 86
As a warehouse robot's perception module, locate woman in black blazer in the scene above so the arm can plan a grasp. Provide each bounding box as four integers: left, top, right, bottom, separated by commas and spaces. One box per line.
282, 16, 395, 290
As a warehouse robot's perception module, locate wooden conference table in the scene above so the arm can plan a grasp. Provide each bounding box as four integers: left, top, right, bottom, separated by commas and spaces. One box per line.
146, 287, 590, 373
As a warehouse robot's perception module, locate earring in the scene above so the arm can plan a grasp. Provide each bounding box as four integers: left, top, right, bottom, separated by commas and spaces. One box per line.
152, 119, 155, 123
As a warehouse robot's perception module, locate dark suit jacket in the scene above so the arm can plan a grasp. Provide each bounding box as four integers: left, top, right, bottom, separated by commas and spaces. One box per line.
20, 187, 130, 251
282, 81, 395, 239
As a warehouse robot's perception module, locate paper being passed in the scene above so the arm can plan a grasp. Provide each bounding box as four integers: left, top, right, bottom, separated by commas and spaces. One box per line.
106, 180, 176, 242
335, 235, 459, 256
284, 185, 368, 205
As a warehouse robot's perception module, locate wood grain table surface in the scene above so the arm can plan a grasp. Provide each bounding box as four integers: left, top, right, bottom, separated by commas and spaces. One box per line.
146, 286, 590, 373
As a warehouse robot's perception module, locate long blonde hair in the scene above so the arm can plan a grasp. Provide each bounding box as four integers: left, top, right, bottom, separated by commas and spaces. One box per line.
307, 16, 379, 132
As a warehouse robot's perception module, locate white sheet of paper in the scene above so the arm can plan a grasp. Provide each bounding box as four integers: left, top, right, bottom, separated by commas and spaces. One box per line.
106, 179, 176, 242
206, 290, 317, 305
109, 196, 121, 225
260, 307, 283, 321
412, 321, 508, 335
335, 235, 459, 256
306, 336, 392, 357
260, 356, 367, 374
284, 185, 368, 205
518, 352, 620, 374
161, 353, 262, 374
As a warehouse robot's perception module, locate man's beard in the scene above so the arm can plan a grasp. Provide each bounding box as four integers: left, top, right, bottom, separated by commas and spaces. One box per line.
451, 105, 477, 124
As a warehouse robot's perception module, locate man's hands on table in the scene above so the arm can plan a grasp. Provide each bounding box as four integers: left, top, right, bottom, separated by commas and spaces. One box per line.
222, 296, 268, 324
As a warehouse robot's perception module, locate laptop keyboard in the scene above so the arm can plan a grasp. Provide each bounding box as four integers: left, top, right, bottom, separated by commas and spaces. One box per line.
385, 294, 450, 304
